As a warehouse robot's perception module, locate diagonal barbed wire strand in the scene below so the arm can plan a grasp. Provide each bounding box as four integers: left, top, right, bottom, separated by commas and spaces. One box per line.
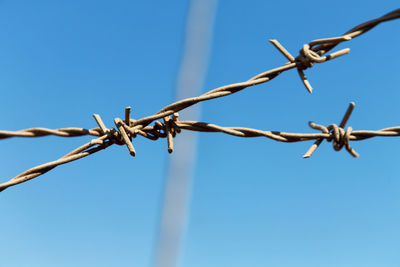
1, 9, 400, 192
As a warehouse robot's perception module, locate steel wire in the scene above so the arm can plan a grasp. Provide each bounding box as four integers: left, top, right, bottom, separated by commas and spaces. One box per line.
1, 9, 400, 192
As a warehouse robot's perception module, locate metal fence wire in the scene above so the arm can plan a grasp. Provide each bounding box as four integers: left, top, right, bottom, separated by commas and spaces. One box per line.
1, 8, 400, 192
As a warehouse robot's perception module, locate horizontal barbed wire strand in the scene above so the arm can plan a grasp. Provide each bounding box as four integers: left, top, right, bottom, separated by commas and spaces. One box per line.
0, 128, 101, 139
2, 101, 400, 192
1, 9, 400, 192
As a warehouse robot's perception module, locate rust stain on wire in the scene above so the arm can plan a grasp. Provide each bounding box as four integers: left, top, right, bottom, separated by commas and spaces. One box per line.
0, 9, 400, 192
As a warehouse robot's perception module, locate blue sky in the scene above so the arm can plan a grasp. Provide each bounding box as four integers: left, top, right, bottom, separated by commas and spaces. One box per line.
1, 1, 400, 267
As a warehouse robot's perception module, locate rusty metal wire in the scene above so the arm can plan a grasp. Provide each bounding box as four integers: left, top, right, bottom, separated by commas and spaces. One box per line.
1, 9, 400, 192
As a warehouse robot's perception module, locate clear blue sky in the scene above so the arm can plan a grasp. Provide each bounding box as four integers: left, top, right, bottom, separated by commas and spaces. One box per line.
1, 1, 400, 267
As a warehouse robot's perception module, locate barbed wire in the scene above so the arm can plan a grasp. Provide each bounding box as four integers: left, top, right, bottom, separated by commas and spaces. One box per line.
1, 9, 400, 192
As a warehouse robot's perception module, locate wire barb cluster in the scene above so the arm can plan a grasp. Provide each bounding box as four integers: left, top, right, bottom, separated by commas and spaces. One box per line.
1, 9, 400, 192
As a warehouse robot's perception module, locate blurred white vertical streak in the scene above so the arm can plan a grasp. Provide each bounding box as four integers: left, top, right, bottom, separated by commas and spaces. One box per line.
152, 0, 218, 267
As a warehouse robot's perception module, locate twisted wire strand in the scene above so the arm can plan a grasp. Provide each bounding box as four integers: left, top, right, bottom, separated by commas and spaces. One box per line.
1, 9, 400, 192
0, 128, 101, 139
0, 135, 112, 192
315, 8, 400, 55
176, 122, 400, 143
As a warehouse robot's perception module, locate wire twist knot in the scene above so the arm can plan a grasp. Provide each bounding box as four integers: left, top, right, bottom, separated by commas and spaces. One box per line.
309, 122, 359, 157
269, 37, 351, 93
295, 46, 316, 70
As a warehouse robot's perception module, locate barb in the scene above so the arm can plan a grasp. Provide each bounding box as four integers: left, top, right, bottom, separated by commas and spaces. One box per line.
1, 9, 400, 192
303, 102, 356, 158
